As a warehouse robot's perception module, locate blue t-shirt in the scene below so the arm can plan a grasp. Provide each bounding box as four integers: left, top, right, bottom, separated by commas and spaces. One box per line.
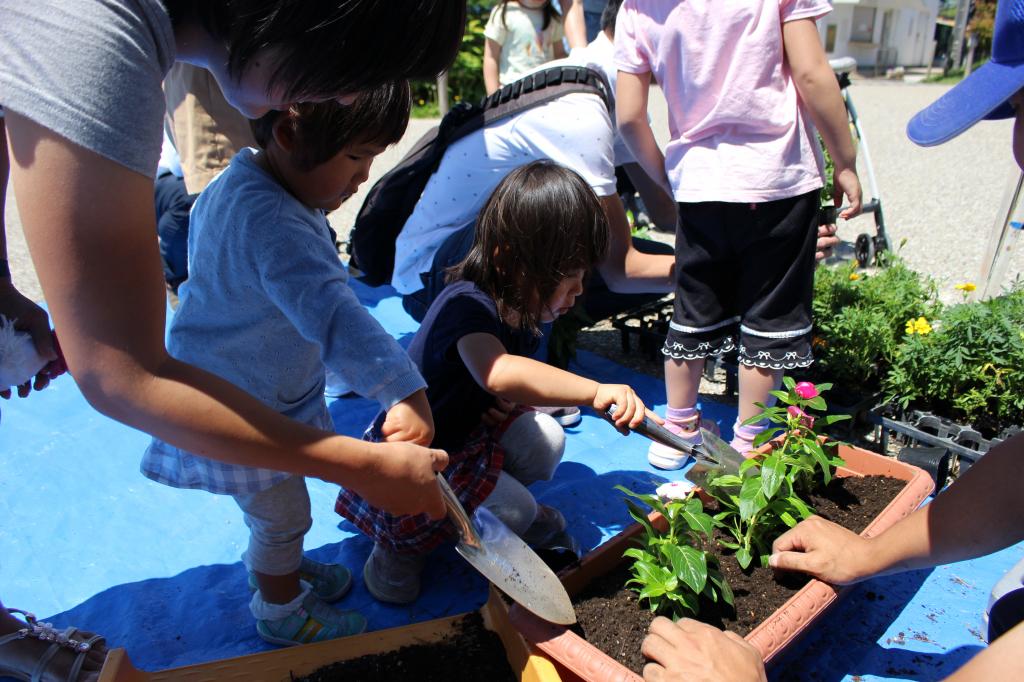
408, 280, 539, 452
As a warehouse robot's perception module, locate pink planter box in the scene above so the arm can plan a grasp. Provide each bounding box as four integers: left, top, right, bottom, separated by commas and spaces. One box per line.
509, 443, 935, 682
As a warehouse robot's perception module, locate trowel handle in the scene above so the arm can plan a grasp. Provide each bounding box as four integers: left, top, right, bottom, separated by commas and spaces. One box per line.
436, 473, 482, 549
632, 415, 699, 456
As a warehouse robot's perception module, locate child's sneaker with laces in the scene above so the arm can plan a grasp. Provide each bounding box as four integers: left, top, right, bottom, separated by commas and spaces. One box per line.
247, 556, 353, 602
255, 590, 366, 646
362, 543, 426, 605
647, 414, 720, 470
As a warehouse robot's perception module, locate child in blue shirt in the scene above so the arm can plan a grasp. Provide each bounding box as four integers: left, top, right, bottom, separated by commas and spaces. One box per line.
338, 160, 653, 604
142, 82, 434, 646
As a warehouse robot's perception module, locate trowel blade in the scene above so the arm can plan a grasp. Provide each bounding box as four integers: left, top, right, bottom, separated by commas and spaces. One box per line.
456, 506, 577, 625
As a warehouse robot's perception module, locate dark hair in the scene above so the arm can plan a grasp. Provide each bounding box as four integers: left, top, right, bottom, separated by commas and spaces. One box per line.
601, 0, 623, 35
496, 0, 560, 32
250, 80, 411, 172
167, 1, 466, 101
449, 161, 609, 335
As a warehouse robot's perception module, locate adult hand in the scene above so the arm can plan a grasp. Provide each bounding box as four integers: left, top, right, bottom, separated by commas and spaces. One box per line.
769, 515, 874, 584
642, 617, 767, 682
380, 388, 434, 446
815, 223, 839, 261
481, 396, 515, 428
362, 440, 449, 519
0, 281, 61, 398
593, 383, 650, 434
834, 167, 863, 220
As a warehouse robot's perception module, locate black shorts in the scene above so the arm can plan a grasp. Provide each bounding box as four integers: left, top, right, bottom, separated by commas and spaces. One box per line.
663, 191, 820, 370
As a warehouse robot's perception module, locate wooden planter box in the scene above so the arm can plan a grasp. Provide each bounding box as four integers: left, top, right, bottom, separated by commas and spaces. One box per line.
97, 586, 560, 681
508, 443, 935, 682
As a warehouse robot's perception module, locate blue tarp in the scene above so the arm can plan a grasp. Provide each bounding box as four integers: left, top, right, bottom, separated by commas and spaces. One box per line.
0, 280, 1019, 680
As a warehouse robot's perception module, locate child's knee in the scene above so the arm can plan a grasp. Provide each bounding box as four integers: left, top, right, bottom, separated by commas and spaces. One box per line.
482, 473, 538, 537
500, 411, 565, 484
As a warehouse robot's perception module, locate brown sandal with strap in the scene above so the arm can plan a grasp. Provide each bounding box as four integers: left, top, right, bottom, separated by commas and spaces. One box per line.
0, 609, 105, 682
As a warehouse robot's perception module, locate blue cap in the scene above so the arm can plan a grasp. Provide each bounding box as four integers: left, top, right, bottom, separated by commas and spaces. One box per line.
907, 0, 1024, 146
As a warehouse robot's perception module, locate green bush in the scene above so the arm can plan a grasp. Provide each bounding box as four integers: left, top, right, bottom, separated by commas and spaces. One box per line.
808, 255, 940, 400
884, 285, 1024, 436
411, 1, 491, 115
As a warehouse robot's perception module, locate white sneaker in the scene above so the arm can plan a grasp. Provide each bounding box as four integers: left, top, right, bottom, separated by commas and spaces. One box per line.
532, 406, 582, 427
647, 422, 703, 470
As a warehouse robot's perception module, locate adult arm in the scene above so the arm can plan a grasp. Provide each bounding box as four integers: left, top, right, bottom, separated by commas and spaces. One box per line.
560, 0, 588, 50
944, 620, 1024, 681
456, 331, 648, 432
483, 38, 502, 96
4, 111, 447, 518
616, 70, 673, 199
597, 194, 673, 294
771, 433, 1024, 583
782, 18, 861, 218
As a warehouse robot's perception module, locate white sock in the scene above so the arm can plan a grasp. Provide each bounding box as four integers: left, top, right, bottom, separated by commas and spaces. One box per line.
249, 580, 312, 621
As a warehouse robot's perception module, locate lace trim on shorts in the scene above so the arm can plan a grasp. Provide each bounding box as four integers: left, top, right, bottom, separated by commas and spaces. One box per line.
661, 336, 736, 361
737, 344, 814, 370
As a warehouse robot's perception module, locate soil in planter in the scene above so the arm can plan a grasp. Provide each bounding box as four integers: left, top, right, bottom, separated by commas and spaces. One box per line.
573, 475, 907, 675
293, 612, 517, 682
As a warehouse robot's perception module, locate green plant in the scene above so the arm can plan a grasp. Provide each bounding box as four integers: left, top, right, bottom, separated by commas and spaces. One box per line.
707, 380, 849, 569
809, 255, 940, 398
616, 485, 733, 618
884, 284, 1024, 436
411, 1, 490, 117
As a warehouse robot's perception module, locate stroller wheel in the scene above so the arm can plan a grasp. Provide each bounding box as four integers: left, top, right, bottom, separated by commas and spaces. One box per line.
855, 232, 875, 268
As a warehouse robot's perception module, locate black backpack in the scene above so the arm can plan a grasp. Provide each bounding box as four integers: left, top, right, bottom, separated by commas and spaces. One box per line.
348, 65, 612, 286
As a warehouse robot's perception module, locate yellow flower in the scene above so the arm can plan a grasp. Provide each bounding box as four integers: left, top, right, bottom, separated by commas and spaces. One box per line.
955, 282, 977, 292
849, 272, 861, 281
418, 99, 425, 106
905, 316, 932, 335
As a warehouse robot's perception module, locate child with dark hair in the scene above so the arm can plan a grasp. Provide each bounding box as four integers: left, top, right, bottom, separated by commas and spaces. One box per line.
142, 82, 431, 646
483, 0, 567, 95
337, 160, 653, 604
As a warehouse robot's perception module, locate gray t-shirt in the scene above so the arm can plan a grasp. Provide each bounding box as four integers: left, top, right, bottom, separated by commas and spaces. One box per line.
0, 0, 176, 178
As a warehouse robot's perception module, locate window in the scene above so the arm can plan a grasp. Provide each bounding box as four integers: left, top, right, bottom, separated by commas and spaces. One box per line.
851, 6, 876, 43
825, 23, 838, 53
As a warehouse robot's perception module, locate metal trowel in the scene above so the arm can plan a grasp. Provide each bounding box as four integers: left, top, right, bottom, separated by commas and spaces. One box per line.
608, 410, 749, 488
435, 473, 577, 625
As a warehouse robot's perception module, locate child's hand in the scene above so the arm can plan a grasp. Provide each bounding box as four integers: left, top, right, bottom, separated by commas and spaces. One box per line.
481, 396, 515, 428
834, 167, 863, 220
593, 384, 648, 435
381, 389, 435, 446
364, 440, 449, 519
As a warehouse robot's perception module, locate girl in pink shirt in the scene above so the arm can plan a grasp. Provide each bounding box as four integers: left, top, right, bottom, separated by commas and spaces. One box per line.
613, 0, 862, 464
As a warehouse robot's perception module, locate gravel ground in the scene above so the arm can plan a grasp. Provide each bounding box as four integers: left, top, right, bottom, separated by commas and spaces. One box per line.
4, 79, 1020, 376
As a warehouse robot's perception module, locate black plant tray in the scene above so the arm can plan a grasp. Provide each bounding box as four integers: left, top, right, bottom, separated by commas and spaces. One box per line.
868, 407, 1022, 487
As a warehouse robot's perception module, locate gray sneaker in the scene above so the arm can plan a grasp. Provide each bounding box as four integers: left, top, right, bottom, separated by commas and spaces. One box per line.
362, 543, 427, 605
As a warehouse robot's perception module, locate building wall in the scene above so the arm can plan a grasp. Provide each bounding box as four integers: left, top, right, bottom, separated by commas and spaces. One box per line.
819, 0, 939, 69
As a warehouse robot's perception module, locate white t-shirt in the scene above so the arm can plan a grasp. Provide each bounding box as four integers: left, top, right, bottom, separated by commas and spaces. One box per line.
567, 31, 634, 166
391, 88, 615, 295
485, 2, 565, 86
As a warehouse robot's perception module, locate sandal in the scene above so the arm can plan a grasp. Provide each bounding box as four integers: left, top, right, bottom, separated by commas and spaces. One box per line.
0, 609, 105, 682
247, 556, 353, 603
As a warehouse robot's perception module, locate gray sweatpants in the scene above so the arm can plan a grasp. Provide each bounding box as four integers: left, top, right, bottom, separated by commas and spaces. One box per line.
233, 475, 312, 576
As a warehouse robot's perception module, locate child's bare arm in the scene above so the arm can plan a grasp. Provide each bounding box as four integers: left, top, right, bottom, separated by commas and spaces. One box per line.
783, 18, 862, 219
616, 70, 672, 198
483, 38, 502, 96
380, 388, 434, 446
560, 0, 588, 50
456, 332, 648, 431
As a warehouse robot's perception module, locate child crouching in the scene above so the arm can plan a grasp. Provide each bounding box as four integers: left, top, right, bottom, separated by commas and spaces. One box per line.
337, 161, 651, 604
141, 82, 441, 645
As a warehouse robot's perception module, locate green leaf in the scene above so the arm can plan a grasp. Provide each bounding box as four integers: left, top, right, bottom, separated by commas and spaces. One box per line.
807, 440, 834, 484
820, 414, 852, 425
736, 546, 753, 569
622, 498, 657, 537
806, 396, 827, 411
624, 547, 655, 563
739, 477, 765, 522
681, 500, 714, 536
779, 510, 798, 527
815, 382, 833, 392
674, 544, 709, 594
769, 389, 791, 403
711, 572, 735, 606
782, 376, 797, 390
760, 455, 785, 499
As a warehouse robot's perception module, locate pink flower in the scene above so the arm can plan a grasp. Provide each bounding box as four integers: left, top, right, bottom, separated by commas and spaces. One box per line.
787, 405, 815, 430
794, 381, 818, 400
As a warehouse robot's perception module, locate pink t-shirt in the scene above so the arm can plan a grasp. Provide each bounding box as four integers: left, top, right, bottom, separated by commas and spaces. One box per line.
615, 0, 831, 203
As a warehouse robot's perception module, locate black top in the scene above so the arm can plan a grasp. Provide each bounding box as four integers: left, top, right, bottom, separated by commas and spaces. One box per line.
407, 280, 539, 451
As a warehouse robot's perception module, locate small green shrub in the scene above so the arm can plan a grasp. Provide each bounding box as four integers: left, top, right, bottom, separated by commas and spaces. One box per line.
884, 284, 1024, 436
616, 486, 732, 618
411, 1, 490, 116
809, 256, 940, 399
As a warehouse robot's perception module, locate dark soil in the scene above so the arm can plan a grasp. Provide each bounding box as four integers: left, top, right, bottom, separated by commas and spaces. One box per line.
293, 612, 516, 682
573, 475, 907, 675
